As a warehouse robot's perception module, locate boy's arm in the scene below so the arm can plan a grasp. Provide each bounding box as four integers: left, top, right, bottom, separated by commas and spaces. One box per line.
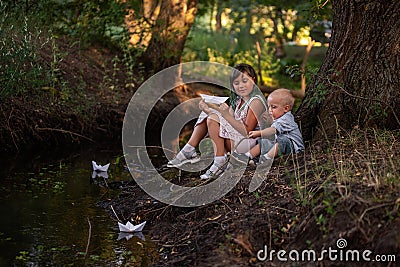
248, 130, 261, 138
248, 126, 276, 138
259, 127, 276, 138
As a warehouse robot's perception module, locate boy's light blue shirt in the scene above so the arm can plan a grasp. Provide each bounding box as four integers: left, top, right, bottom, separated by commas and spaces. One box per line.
271, 111, 304, 153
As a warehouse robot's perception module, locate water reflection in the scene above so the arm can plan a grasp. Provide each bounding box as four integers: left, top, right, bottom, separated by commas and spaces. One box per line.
0, 146, 159, 266
117, 232, 145, 241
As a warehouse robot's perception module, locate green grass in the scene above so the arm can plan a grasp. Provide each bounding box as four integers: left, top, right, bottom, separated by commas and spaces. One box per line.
288, 128, 400, 206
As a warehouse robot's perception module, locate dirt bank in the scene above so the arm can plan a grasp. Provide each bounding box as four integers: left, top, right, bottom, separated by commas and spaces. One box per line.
0, 36, 186, 154
101, 130, 400, 266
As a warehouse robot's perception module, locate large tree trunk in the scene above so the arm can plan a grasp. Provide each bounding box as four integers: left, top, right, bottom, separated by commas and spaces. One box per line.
272, 7, 286, 58
296, 0, 400, 142
215, 0, 223, 33
125, 0, 161, 47
141, 0, 198, 75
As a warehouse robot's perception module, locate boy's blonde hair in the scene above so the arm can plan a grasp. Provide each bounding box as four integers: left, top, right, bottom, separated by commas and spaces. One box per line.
268, 88, 295, 109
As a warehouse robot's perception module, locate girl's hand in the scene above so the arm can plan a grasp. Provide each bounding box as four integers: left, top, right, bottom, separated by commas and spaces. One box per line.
218, 102, 230, 116
248, 130, 261, 138
199, 99, 212, 114
200, 101, 230, 117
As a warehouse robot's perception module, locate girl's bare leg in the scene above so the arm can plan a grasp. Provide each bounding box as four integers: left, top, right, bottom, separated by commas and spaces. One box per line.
199, 114, 229, 179
206, 114, 225, 156
187, 120, 208, 148
224, 139, 233, 154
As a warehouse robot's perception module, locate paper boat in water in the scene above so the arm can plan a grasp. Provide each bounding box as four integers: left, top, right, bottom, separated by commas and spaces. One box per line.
118, 221, 146, 233
92, 161, 110, 172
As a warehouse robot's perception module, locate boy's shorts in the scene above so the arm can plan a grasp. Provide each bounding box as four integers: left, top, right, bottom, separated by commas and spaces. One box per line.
259, 135, 294, 156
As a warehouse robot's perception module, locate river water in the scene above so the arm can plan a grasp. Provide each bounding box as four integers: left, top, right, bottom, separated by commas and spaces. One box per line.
0, 145, 159, 266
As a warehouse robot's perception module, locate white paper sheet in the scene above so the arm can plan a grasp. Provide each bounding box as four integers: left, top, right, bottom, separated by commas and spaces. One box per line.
118, 221, 146, 233
200, 94, 229, 104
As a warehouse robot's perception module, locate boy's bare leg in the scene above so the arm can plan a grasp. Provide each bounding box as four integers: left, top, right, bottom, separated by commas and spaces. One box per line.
266, 143, 278, 159
248, 143, 261, 158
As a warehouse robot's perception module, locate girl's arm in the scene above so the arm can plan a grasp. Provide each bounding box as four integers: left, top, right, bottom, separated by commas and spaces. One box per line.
217, 98, 265, 136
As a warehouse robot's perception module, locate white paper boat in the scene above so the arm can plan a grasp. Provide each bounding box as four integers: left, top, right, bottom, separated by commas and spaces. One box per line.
200, 94, 229, 104
118, 221, 146, 233
92, 161, 110, 172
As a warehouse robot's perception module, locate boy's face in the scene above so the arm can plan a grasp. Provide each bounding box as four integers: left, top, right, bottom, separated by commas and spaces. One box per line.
267, 95, 291, 120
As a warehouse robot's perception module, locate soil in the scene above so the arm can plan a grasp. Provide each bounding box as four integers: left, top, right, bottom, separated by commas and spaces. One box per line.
3, 37, 399, 266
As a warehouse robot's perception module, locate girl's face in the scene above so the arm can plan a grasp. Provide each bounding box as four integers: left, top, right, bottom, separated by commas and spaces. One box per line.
232, 72, 255, 99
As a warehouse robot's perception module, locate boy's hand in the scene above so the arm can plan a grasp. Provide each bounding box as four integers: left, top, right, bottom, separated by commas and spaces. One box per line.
248, 130, 261, 138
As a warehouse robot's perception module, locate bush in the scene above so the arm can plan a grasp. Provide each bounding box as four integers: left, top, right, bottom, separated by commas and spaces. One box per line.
0, 5, 49, 98
35, 0, 129, 48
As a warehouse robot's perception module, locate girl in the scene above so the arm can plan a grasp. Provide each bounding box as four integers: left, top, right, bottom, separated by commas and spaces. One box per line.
168, 63, 268, 179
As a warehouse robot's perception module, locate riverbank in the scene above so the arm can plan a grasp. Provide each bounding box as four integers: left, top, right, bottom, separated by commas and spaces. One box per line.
1, 36, 220, 155
0, 37, 127, 154
102, 129, 400, 266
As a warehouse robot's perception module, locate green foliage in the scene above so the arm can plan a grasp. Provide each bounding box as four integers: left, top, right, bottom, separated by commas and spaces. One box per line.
1, 0, 331, 101
0, 2, 77, 100
307, 75, 328, 108
35, 0, 130, 48
183, 28, 281, 80
103, 42, 144, 92
26, 165, 66, 196
15, 251, 30, 263
286, 128, 400, 238
183, 28, 231, 62
370, 102, 388, 121
183, 0, 331, 91
0, 7, 47, 98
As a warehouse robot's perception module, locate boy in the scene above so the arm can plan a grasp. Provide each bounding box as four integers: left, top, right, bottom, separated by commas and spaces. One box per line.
247, 88, 304, 162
